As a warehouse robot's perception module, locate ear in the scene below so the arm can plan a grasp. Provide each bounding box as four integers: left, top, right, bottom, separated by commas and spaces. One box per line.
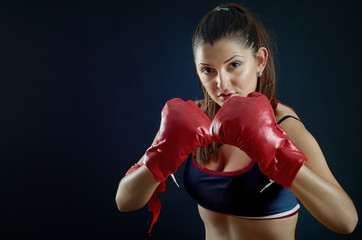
256, 47, 268, 73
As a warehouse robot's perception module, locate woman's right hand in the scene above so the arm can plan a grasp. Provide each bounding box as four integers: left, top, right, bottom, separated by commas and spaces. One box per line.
143, 98, 213, 182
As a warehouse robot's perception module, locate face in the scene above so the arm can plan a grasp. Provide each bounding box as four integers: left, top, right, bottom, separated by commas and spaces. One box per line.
194, 38, 267, 106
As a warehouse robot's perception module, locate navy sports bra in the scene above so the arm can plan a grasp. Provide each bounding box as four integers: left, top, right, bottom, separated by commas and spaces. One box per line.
183, 115, 301, 219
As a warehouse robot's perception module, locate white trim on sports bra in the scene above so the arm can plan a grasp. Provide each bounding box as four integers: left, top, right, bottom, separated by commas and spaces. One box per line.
233, 203, 300, 220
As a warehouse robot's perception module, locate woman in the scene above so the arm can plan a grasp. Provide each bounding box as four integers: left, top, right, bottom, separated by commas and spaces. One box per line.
115, 3, 358, 239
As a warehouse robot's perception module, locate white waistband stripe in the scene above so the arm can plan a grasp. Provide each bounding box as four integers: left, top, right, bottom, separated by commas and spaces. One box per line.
234, 204, 300, 220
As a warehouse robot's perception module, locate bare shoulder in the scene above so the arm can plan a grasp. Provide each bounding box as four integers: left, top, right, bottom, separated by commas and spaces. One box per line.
275, 102, 307, 140
275, 102, 300, 123
275, 102, 341, 185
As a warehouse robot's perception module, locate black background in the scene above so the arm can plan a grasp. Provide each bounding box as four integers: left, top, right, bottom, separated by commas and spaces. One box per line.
1, 0, 361, 239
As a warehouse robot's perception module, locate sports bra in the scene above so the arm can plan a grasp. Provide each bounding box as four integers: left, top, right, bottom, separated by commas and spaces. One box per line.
183, 115, 301, 219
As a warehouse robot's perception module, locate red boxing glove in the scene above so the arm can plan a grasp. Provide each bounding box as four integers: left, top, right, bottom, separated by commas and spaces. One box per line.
210, 92, 307, 188
143, 98, 212, 182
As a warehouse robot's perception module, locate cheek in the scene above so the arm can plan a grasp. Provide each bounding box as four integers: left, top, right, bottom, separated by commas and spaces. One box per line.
201, 80, 217, 94
237, 71, 258, 88
199, 76, 210, 88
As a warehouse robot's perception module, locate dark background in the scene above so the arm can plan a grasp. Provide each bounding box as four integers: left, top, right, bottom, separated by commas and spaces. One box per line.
1, 0, 361, 239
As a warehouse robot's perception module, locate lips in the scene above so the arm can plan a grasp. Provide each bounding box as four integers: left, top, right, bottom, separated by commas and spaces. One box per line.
218, 92, 236, 101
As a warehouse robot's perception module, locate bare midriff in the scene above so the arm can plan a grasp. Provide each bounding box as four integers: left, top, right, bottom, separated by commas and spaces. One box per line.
199, 205, 298, 240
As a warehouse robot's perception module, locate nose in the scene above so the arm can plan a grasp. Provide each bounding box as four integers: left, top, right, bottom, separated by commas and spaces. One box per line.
216, 71, 231, 91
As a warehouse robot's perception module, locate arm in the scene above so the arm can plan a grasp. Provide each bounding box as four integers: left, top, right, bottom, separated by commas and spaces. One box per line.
210, 92, 358, 234
115, 98, 212, 212
115, 159, 161, 212
115, 133, 161, 212
280, 118, 358, 234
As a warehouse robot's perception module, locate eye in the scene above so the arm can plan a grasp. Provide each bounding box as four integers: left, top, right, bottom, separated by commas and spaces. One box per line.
229, 62, 241, 69
201, 67, 214, 75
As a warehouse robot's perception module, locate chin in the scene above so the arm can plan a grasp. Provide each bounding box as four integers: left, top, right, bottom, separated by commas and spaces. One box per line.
214, 100, 223, 107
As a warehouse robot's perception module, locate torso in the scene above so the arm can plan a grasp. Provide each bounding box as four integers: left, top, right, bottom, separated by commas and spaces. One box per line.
199, 205, 298, 240
188, 102, 300, 240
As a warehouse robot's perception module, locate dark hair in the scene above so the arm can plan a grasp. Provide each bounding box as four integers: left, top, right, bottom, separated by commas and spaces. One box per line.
192, 3, 278, 166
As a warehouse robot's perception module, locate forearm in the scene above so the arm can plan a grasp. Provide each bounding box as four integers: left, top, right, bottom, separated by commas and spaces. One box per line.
115, 165, 160, 212
291, 165, 358, 234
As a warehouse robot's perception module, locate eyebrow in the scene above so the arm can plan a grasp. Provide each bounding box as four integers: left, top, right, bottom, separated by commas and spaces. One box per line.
224, 55, 244, 63
198, 55, 244, 67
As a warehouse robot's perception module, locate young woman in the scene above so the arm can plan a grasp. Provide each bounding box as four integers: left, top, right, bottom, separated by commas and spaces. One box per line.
115, 3, 358, 239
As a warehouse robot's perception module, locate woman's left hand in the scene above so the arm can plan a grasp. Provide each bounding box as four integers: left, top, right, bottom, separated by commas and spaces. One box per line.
210, 92, 307, 188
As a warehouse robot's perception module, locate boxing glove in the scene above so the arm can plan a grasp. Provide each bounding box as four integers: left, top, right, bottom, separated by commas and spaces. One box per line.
143, 98, 212, 182
210, 92, 307, 188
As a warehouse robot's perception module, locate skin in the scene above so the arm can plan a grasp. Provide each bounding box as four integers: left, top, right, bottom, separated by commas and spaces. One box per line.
195, 38, 263, 102
115, 38, 358, 239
